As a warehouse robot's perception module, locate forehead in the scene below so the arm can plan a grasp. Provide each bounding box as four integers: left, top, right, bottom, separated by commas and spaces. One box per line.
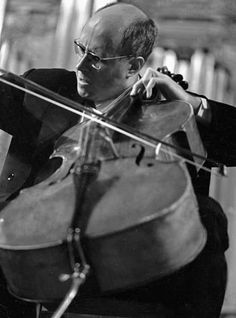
79, 13, 126, 54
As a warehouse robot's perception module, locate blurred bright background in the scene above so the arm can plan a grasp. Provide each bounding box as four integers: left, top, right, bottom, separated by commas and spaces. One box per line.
1, 0, 236, 316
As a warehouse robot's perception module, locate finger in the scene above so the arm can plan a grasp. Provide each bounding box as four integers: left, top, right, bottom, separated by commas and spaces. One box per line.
130, 79, 145, 96
145, 78, 159, 98
142, 67, 159, 83
130, 67, 161, 96
130, 68, 156, 95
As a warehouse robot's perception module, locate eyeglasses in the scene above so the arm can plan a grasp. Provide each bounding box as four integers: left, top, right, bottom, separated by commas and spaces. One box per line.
74, 39, 134, 70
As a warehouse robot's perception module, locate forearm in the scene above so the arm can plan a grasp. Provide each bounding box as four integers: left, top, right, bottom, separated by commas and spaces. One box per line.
0, 73, 25, 134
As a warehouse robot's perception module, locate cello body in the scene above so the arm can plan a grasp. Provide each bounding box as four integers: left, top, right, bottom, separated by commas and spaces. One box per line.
0, 99, 207, 301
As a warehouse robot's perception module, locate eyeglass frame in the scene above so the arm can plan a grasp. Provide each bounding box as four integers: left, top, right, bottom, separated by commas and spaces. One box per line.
74, 39, 135, 70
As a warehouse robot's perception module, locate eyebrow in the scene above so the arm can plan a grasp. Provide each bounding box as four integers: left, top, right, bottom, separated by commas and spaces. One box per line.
81, 43, 102, 56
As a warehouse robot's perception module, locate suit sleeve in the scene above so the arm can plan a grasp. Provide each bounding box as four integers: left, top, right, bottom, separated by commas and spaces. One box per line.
197, 99, 236, 167
0, 69, 38, 134
0, 68, 78, 142
0, 72, 25, 135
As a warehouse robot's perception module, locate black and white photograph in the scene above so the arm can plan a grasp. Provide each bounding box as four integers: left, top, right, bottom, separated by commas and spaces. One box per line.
0, 1, 236, 317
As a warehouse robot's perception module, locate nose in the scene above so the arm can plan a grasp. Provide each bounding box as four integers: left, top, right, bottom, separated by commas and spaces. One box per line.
76, 53, 90, 71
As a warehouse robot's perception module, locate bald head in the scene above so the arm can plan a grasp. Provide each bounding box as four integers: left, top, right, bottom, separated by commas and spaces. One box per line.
80, 2, 158, 60
94, 3, 148, 30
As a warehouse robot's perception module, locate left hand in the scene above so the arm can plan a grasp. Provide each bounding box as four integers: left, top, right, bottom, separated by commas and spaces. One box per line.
130, 67, 202, 113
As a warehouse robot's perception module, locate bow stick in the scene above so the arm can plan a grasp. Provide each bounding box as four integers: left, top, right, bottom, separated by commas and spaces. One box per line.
0, 68, 226, 176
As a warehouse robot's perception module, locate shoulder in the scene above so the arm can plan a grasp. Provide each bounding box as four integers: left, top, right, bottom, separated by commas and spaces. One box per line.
22, 68, 81, 124
23, 68, 77, 91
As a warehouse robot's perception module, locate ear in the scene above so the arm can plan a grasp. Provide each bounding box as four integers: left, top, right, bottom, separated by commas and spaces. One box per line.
127, 56, 145, 77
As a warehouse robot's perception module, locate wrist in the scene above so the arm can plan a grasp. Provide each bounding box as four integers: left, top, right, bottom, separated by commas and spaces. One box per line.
187, 95, 202, 114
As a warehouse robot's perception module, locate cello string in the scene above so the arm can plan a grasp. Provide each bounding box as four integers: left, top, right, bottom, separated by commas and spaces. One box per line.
0, 72, 225, 176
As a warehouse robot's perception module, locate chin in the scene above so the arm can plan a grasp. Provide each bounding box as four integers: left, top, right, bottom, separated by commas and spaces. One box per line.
77, 85, 91, 99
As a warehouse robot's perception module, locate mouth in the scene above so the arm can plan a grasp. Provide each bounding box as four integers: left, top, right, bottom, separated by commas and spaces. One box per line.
78, 77, 90, 85
77, 71, 91, 85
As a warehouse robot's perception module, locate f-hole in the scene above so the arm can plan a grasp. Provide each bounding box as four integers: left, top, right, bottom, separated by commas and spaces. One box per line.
132, 144, 145, 166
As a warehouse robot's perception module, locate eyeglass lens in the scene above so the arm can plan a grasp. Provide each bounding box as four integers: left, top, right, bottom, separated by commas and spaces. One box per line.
74, 42, 101, 69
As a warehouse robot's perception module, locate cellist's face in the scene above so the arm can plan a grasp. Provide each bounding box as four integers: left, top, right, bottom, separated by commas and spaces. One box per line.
75, 12, 132, 103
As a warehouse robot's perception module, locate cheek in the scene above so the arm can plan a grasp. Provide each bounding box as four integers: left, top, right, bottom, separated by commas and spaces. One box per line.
97, 66, 124, 89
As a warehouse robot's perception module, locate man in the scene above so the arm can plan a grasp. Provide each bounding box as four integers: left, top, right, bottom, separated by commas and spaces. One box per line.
0, 2, 235, 318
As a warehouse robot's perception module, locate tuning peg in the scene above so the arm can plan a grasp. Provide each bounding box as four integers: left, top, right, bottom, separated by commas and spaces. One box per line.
171, 73, 183, 82
179, 80, 189, 90
157, 66, 171, 76
157, 67, 188, 90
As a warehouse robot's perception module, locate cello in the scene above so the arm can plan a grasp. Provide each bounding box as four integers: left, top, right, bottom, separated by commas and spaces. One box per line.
0, 69, 220, 316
